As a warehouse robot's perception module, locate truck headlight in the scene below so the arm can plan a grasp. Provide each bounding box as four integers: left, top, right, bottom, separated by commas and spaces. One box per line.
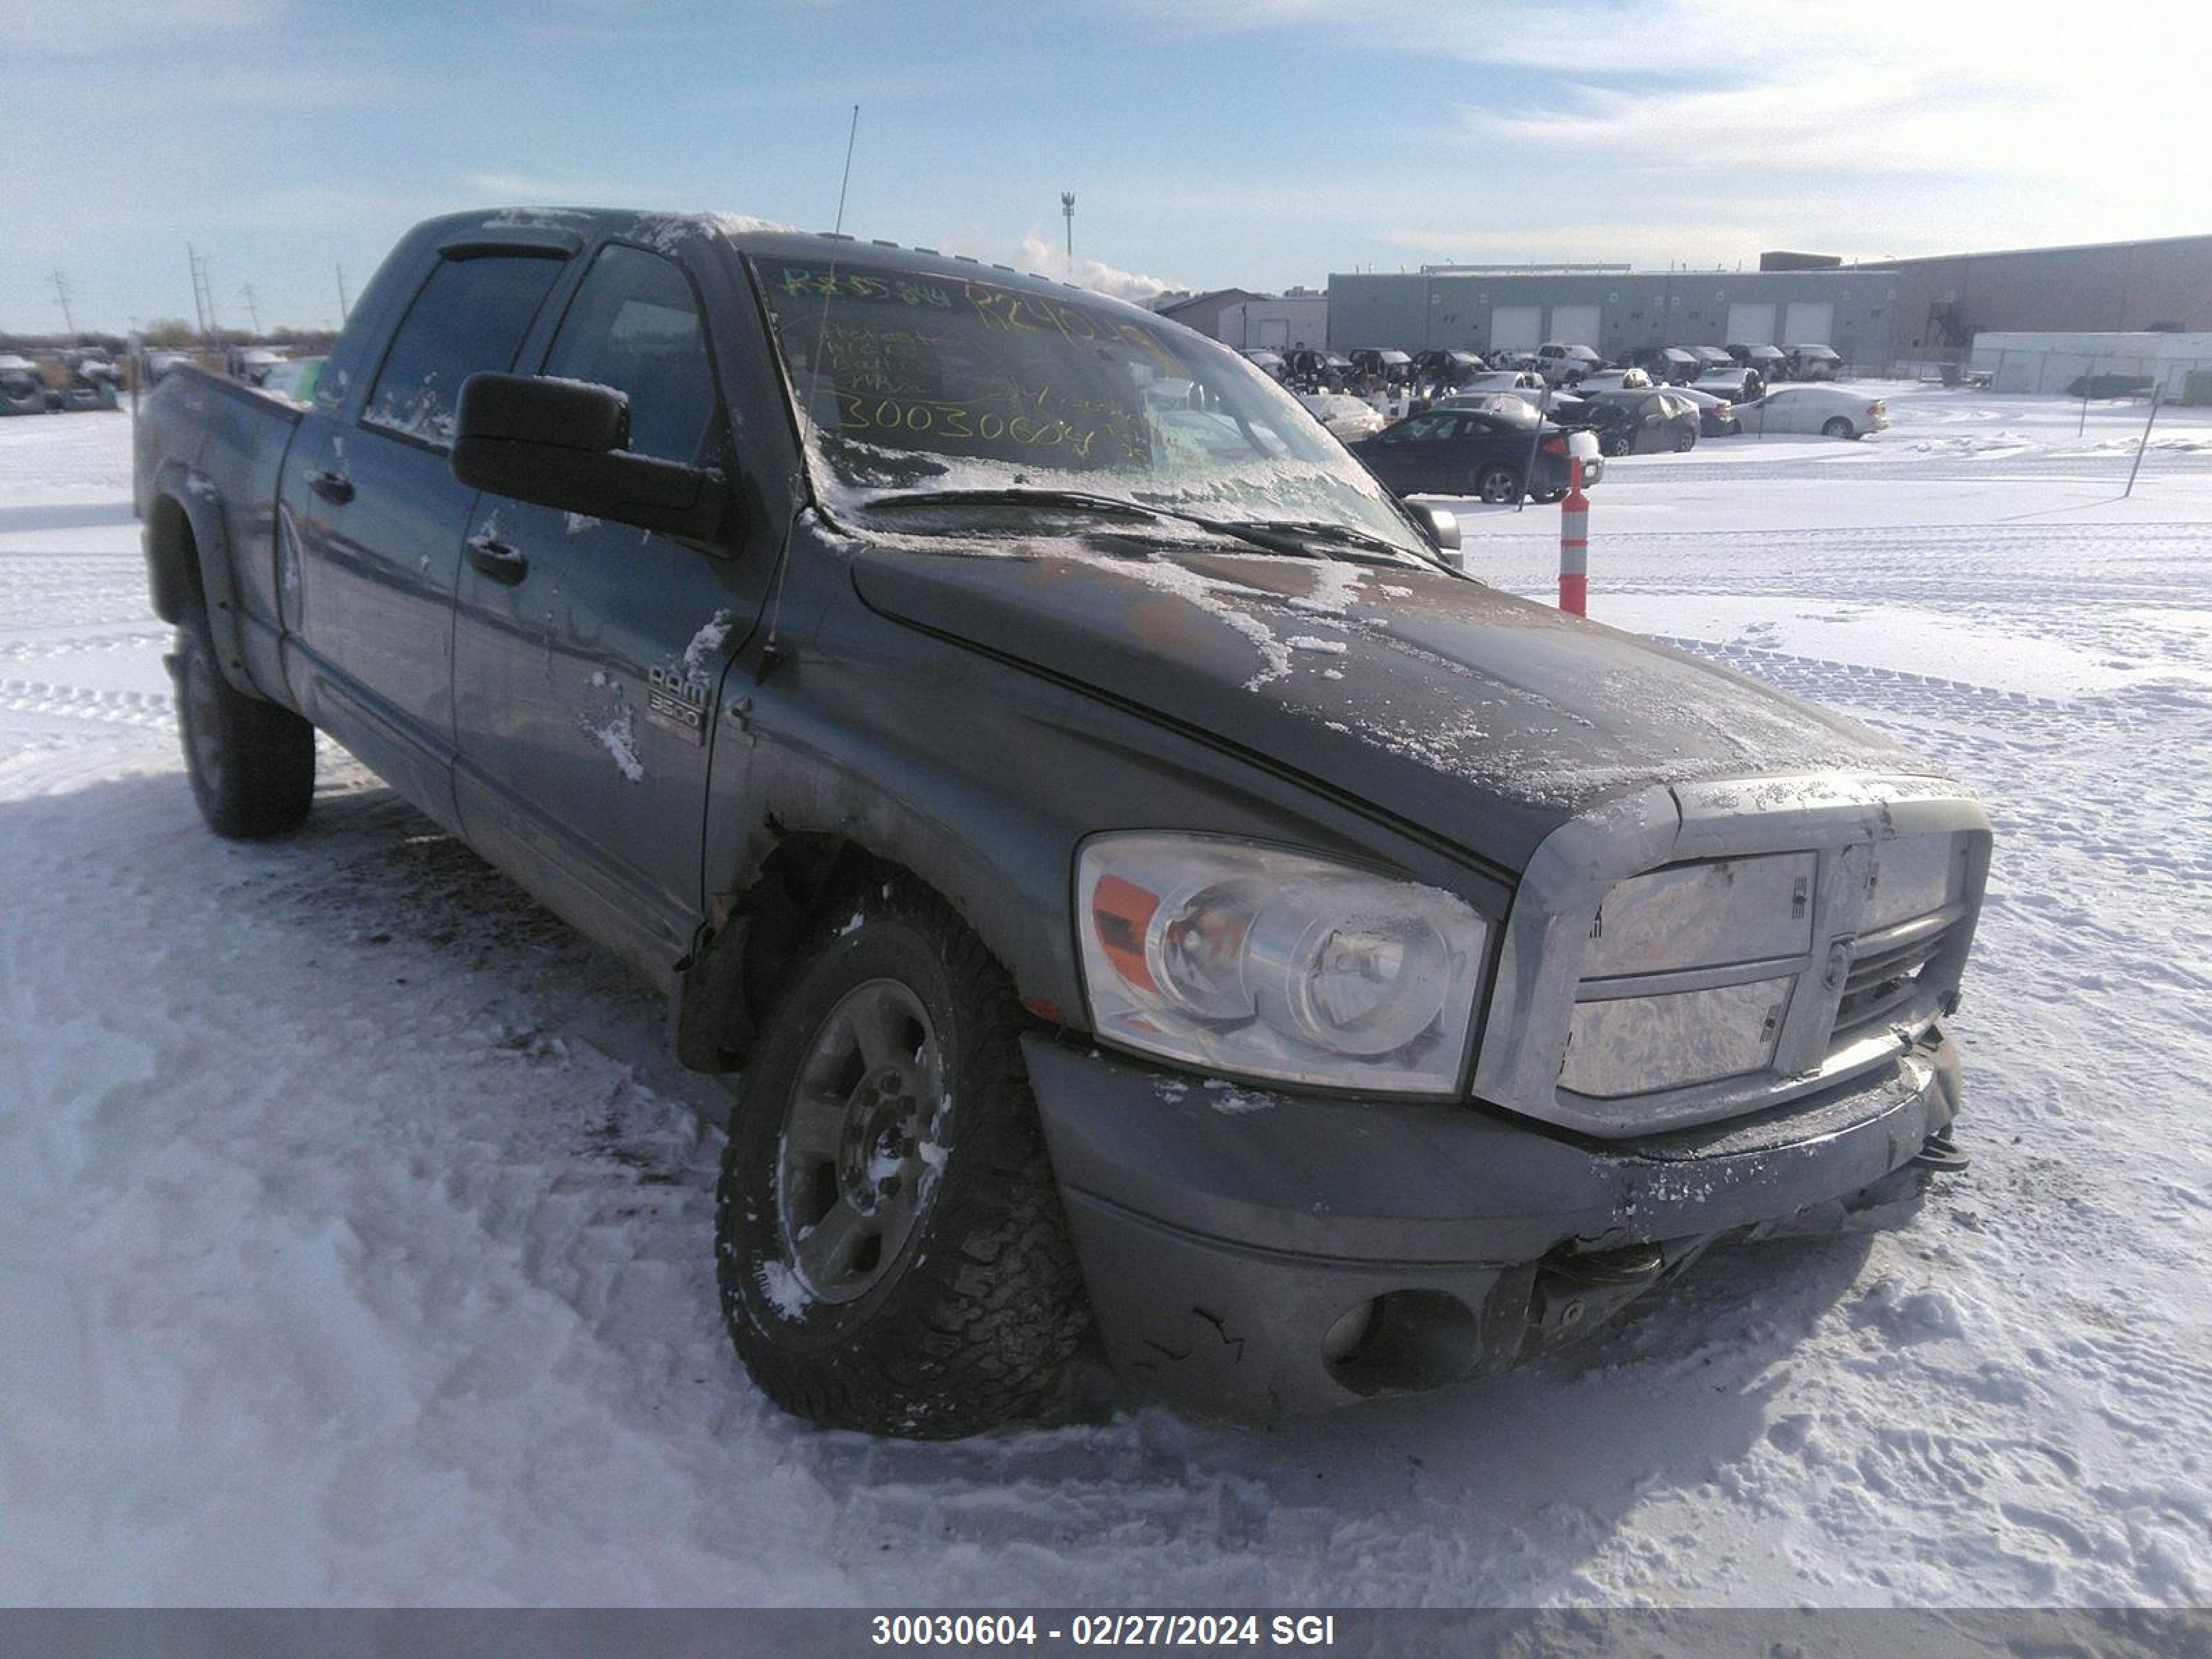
1076, 834, 1489, 1094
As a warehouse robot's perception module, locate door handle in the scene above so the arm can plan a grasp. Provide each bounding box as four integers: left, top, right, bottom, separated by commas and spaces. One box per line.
306, 467, 353, 504
466, 534, 529, 585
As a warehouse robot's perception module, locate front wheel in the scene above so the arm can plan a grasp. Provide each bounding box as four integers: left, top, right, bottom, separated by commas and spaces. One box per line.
715, 877, 1089, 1438
172, 617, 315, 838
1474, 462, 1522, 503
1822, 416, 1856, 438
1674, 428, 1697, 452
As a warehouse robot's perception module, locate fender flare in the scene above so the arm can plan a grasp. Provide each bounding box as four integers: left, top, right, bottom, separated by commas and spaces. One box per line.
672, 759, 1071, 1074
147, 460, 263, 700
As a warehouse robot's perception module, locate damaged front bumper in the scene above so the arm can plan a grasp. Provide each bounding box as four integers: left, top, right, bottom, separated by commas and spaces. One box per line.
1025, 1027, 1962, 1421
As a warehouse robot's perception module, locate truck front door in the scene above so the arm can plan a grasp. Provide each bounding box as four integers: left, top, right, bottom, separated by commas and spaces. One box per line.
450, 241, 767, 980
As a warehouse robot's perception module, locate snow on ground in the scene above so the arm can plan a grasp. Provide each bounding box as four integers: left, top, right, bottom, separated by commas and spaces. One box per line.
2, 391, 2210, 1606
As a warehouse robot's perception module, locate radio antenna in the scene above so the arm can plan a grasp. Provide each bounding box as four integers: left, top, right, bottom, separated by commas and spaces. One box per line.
832, 104, 860, 236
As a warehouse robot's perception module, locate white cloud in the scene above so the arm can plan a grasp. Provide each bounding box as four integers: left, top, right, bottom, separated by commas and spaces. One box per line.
1016, 229, 1179, 303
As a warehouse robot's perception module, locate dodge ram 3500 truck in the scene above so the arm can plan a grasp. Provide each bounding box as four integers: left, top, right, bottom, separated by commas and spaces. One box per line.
134, 209, 1989, 1437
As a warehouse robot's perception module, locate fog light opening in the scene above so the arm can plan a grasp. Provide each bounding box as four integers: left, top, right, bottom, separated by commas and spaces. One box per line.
1323, 1288, 1479, 1397
1322, 1299, 1376, 1365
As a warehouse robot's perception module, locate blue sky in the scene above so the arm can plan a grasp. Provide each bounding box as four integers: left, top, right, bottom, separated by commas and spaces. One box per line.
8, 0, 2211, 332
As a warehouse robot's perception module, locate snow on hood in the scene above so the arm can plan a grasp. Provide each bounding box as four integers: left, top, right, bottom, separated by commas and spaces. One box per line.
850, 538, 1936, 869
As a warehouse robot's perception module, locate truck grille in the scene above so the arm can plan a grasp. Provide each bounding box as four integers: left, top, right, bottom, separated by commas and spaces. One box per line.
1470, 774, 1990, 1139
1833, 907, 1965, 1039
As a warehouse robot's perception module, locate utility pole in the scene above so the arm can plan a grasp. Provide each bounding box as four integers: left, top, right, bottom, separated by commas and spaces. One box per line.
187, 245, 220, 338
1061, 191, 1075, 270
239, 283, 263, 335
335, 261, 352, 324
48, 269, 76, 334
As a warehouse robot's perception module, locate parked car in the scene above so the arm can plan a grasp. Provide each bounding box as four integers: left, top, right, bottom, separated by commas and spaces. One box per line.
1347, 348, 1414, 394
1453, 369, 1547, 396
0, 354, 48, 415
62, 348, 122, 388
1691, 366, 1759, 402
1284, 347, 1354, 391
1782, 344, 1841, 381
1535, 341, 1603, 385
1728, 343, 1788, 375
226, 346, 286, 386
260, 355, 328, 402
133, 207, 1988, 1437
1671, 384, 1742, 437
1686, 346, 1736, 379
1738, 384, 1888, 438
1349, 402, 1603, 502
1626, 346, 1699, 384
1573, 367, 1653, 394
1577, 387, 1702, 455
1432, 391, 1540, 420
1236, 348, 1286, 382
2065, 373, 2153, 400
1297, 391, 1387, 442
1412, 348, 1485, 393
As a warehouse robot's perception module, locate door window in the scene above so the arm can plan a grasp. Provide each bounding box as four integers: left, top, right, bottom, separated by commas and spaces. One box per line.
1384, 412, 1457, 445
364, 253, 566, 445
541, 244, 720, 466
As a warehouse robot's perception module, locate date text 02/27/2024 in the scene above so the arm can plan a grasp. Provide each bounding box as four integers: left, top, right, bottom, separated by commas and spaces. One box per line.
870, 1613, 1339, 1648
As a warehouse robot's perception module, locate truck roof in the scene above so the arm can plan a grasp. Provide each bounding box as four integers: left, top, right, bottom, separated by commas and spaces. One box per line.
417, 206, 1150, 321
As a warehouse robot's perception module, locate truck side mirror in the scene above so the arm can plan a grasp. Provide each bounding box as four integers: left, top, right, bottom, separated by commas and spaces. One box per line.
1410, 502, 1463, 570
450, 373, 731, 543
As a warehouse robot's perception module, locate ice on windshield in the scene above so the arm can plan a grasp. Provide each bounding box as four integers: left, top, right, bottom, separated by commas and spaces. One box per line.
752, 256, 1423, 553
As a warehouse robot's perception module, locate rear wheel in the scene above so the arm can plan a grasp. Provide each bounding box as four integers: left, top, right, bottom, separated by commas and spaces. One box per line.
715, 876, 1089, 1438
172, 617, 315, 839
1474, 462, 1522, 504
1822, 415, 1856, 438
1600, 429, 1631, 458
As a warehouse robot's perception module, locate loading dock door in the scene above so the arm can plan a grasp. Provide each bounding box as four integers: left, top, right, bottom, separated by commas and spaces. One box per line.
1257, 317, 1289, 349
1490, 306, 1541, 350
1725, 302, 1775, 345
1548, 304, 1600, 347
1783, 301, 1834, 344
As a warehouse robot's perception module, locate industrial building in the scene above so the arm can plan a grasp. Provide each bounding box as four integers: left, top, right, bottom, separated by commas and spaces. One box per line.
1316, 233, 2212, 373
1326, 264, 1900, 367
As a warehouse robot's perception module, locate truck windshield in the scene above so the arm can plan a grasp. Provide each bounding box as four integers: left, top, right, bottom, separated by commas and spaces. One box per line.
751, 254, 1425, 556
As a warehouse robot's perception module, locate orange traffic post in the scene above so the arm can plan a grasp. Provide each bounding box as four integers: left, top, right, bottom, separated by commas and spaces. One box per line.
1559, 456, 1588, 616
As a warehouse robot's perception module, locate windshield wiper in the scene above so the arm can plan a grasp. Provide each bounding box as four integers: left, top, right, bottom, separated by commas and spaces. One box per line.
865, 486, 1170, 522
1228, 518, 1420, 562
866, 487, 1427, 566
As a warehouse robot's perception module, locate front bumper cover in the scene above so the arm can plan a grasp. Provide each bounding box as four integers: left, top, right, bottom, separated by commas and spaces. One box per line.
1027, 1028, 1960, 1421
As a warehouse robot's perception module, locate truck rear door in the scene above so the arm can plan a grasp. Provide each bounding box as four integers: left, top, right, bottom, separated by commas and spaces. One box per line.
279, 244, 570, 825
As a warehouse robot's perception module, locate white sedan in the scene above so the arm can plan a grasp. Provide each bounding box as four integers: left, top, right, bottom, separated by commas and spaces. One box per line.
1296, 391, 1387, 442
1736, 384, 1889, 439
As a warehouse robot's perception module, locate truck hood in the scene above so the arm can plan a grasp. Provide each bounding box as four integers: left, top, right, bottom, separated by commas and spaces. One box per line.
850, 536, 1929, 871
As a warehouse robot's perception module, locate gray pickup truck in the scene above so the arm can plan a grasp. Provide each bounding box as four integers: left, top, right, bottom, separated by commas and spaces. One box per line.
133, 208, 1989, 1438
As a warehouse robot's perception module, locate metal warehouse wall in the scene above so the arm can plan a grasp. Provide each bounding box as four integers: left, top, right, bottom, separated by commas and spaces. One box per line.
1326, 269, 1901, 366
1883, 236, 2212, 350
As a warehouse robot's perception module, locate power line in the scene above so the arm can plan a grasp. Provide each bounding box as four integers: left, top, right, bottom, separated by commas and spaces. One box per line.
48, 268, 75, 333
336, 261, 351, 325
239, 283, 263, 334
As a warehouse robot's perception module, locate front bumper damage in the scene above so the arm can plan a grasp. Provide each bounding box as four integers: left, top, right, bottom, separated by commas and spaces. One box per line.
1026, 1027, 1962, 1421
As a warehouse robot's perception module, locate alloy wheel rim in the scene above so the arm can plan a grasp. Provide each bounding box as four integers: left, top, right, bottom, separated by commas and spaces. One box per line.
774, 977, 946, 1305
